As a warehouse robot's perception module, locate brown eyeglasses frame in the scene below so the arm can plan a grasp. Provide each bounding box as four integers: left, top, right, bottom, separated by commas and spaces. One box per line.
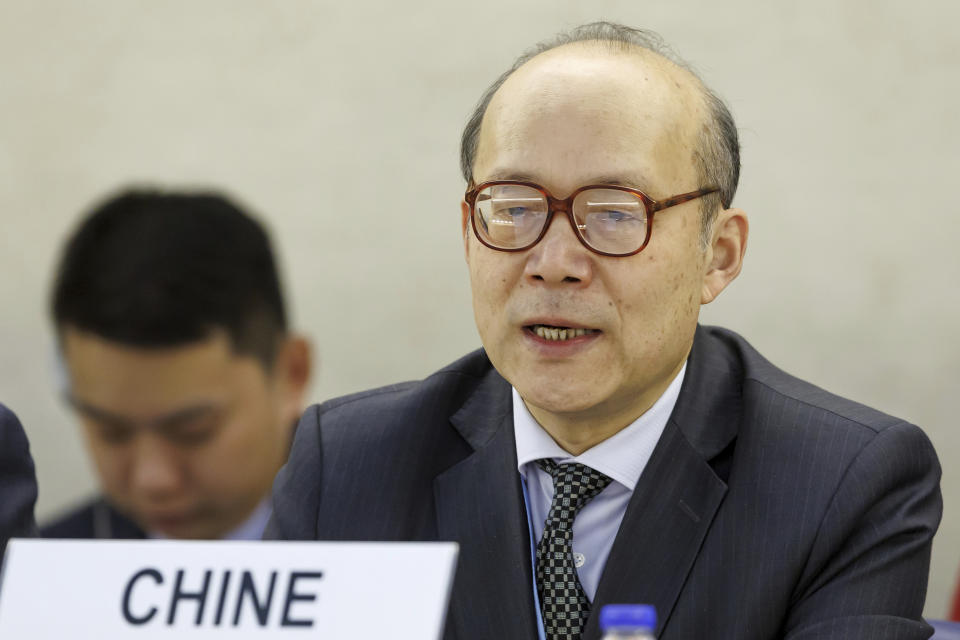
464, 180, 720, 257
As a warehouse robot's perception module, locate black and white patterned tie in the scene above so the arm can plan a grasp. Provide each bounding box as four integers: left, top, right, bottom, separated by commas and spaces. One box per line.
535, 459, 613, 640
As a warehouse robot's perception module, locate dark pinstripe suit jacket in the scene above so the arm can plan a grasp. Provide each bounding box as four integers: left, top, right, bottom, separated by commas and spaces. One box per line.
267, 326, 942, 639
0, 404, 38, 562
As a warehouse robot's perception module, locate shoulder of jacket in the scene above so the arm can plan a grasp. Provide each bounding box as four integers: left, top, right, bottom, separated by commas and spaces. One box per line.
307, 348, 494, 427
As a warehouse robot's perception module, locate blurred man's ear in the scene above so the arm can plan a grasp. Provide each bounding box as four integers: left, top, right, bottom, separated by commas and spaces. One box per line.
272, 335, 312, 423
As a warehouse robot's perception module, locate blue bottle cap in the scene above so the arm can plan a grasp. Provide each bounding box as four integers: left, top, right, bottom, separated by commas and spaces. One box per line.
599, 604, 657, 631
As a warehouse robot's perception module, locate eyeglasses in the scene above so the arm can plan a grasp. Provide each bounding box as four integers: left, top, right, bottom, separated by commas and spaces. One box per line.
464, 180, 719, 257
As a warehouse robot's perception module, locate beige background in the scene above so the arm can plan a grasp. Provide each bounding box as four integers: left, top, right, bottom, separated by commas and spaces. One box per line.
1, 0, 957, 618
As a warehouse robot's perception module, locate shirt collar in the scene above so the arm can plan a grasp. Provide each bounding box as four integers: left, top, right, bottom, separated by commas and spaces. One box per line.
513, 362, 687, 491
221, 498, 273, 541
148, 498, 272, 541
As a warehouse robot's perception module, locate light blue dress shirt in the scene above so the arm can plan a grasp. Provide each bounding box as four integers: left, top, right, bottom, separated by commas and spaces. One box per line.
513, 362, 686, 601
222, 499, 273, 541
149, 498, 272, 541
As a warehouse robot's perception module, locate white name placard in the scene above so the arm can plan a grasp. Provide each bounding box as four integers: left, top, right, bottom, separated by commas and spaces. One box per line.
0, 539, 457, 639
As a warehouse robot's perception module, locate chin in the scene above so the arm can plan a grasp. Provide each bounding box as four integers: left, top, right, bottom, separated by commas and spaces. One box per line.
516, 381, 609, 417
137, 512, 211, 540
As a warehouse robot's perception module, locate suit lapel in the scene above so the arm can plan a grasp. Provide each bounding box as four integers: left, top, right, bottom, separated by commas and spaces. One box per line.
434, 366, 538, 640
583, 326, 741, 639
582, 422, 727, 639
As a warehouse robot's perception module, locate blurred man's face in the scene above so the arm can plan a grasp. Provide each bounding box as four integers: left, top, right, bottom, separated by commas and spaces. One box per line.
61, 327, 307, 539
462, 45, 739, 436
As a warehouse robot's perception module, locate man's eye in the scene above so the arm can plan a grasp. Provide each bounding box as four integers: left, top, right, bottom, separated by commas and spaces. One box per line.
165, 419, 219, 446
493, 206, 530, 221
597, 209, 637, 223
95, 424, 134, 445
587, 209, 644, 233
170, 429, 215, 446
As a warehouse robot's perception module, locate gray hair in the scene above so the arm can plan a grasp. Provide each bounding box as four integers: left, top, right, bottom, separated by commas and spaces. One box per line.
459, 22, 740, 244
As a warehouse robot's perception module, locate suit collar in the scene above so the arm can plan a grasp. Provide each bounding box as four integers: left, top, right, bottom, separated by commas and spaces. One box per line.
448, 354, 512, 451
583, 326, 740, 638
437, 359, 539, 640
583, 420, 728, 639
96, 499, 147, 539
669, 324, 742, 462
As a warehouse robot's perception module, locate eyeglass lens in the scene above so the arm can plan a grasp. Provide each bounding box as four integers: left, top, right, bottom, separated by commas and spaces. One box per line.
473, 183, 648, 255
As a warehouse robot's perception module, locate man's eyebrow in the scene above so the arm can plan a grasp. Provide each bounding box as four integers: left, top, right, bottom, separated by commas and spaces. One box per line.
584, 175, 656, 193
66, 396, 218, 430
67, 396, 134, 428
479, 171, 656, 194
479, 169, 538, 182
151, 405, 219, 430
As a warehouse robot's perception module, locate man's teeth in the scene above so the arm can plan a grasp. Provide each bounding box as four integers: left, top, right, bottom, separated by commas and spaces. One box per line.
532, 325, 595, 341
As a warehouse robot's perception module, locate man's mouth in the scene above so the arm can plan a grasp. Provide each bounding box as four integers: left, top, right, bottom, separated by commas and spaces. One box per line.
527, 324, 600, 342
141, 508, 197, 531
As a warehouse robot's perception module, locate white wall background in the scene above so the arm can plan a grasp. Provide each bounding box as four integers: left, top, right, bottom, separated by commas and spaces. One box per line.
1, 0, 957, 618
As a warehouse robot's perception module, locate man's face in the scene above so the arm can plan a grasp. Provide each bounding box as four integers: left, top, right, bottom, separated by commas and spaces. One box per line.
61, 327, 305, 539
464, 46, 729, 431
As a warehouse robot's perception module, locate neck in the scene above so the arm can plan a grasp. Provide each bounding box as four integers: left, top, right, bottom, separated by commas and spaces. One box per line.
524, 361, 686, 456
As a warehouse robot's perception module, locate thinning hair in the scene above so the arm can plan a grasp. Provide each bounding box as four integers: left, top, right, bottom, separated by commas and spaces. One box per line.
51, 188, 289, 368
459, 21, 740, 244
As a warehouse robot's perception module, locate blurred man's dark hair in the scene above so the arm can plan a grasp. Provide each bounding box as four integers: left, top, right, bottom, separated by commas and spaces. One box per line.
52, 189, 288, 368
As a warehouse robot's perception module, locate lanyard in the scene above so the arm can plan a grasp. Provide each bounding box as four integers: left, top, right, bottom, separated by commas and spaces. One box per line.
521, 474, 548, 640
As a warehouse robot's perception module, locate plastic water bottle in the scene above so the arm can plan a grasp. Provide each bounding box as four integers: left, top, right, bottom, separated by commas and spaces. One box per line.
599, 604, 657, 639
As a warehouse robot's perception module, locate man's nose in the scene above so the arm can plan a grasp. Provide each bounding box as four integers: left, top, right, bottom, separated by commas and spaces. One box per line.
129, 435, 184, 497
523, 211, 593, 286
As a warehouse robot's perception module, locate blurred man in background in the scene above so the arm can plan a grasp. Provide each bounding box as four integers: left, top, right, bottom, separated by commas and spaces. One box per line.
42, 189, 311, 540
0, 404, 38, 559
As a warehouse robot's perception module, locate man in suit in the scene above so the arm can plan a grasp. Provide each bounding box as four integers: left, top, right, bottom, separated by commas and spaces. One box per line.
0, 404, 38, 561
42, 189, 311, 541
267, 22, 941, 639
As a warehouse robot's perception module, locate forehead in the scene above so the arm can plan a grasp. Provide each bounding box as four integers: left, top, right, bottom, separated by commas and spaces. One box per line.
61, 328, 252, 419
475, 44, 705, 195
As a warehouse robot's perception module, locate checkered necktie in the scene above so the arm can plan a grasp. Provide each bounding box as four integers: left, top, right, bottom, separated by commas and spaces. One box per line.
535, 459, 612, 640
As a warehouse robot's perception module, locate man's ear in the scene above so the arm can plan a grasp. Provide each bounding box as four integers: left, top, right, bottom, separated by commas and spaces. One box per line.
701, 208, 749, 304
461, 200, 471, 261
273, 335, 312, 424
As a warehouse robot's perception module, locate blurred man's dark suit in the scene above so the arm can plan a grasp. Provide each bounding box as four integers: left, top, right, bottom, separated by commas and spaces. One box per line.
0, 404, 38, 561
267, 326, 942, 640
41, 498, 144, 539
